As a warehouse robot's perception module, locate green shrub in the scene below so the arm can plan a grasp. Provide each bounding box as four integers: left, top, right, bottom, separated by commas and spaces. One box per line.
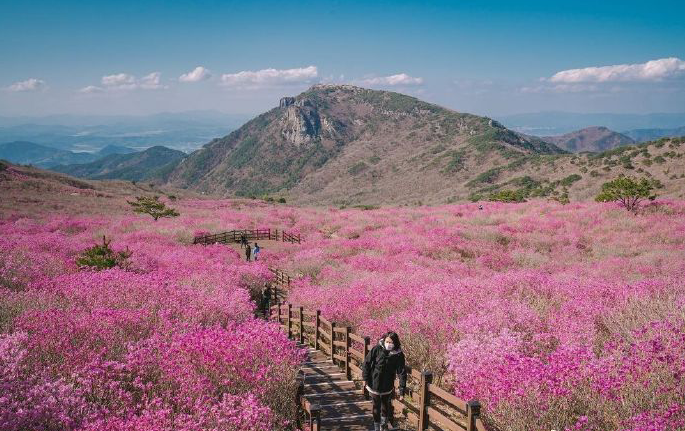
488, 189, 527, 203
444, 150, 466, 173
77, 236, 132, 270
560, 174, 582, 187
348, 161, 368, 175
653, 156, 666, 164
278, 197, 287, 204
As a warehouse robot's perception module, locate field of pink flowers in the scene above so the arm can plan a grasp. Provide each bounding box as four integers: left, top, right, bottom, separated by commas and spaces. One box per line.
0, 207, 305, 430
273, 200, 685, 430
2, 183, 685, 430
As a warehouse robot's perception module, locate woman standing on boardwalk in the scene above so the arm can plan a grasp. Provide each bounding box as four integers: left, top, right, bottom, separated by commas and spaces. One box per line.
363, 331, 407, 431
245, 244, 251, 262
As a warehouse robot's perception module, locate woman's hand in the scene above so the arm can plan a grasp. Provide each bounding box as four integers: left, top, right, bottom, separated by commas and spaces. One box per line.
398, 395, 404, 401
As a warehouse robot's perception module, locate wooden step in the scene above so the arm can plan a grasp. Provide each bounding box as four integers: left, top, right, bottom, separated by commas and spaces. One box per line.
304, 389, 365, 403
304, 380, 357, 394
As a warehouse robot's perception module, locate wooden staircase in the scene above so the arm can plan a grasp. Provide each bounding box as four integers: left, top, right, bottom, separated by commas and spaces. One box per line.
300, 345, 376, 430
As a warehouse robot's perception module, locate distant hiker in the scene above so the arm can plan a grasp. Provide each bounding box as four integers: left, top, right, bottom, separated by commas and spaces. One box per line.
245, 244, 252, 262
253, 242, 261, 261
261, 283, 272, 313
363, 331, 407, 431
241, 234, 248, 248
478, 204, 484, 210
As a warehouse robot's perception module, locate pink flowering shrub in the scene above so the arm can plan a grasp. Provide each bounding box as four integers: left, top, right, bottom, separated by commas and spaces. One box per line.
3, 190, 685, 430
279, 201, 685, 429
0, 211, 304, 430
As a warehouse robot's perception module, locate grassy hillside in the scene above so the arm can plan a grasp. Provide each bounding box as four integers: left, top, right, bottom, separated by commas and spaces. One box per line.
167, 85, 565, 204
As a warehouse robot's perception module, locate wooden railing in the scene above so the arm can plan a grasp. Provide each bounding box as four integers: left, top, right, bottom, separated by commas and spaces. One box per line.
270, 302, 487, 431
193, 228, 302, 245
195, 229, 485, 430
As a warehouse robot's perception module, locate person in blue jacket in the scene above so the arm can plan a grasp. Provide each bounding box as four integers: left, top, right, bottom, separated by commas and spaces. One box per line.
363, 331, 407, 431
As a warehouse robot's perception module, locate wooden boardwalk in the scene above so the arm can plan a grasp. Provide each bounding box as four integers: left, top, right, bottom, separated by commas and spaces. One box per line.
194, 229, 487, 431
299, 344, 378, 430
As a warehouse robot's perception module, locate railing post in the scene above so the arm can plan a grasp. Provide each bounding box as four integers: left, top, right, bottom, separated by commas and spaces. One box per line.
344, 326, 351, 380
309, 404, 321, 431
329, 322, 336, 362
298, 306, 304, 345
314, 310, 321, 350
363, 336, 370, 399
287, 303, 293, 339
467, 400, 481, 431
418, 371, 433, 430
277, 301, 281, 326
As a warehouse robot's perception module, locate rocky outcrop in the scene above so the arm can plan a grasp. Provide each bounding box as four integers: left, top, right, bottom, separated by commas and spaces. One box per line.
280, 103, 321, 145
279, 97, 296, 108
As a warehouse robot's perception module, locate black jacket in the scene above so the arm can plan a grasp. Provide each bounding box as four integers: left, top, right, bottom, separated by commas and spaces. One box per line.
362, 340, 407, 396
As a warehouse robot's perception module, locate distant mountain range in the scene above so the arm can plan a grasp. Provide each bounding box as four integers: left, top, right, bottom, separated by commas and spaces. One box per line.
51, 146, 186, 181
497, 112, 685, 137
0, 111, 249, 153
0, 141, 136, 168
541, 127, 635, 153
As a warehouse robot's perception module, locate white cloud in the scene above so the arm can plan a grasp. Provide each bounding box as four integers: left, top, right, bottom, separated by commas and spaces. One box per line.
79, 85, 105, 94
521, 84, 599, 94
179, 66, 212, 82
220, 66, 318, 88
138, 72, 165, 90
7, 78, 47, 92
359, 73, 424, 86
79, 72, 167, 93
548, 57, 685, 83
102, 73, 136, 88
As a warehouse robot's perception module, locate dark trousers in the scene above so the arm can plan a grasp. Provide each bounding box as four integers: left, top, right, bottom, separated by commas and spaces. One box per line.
371, 392, 393, 424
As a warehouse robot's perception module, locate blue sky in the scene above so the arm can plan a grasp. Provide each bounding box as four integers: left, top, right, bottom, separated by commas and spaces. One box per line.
1, 0, 684, 116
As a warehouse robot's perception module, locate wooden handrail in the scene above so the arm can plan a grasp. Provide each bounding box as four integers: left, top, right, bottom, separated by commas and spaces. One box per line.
193, 228, 303, 245
269, 296, 487, 430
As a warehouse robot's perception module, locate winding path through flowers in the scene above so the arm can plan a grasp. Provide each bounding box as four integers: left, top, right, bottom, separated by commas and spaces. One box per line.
193, 229, 488, 431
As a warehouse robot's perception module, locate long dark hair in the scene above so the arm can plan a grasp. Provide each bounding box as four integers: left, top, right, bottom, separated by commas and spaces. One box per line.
382, 331, 401, 349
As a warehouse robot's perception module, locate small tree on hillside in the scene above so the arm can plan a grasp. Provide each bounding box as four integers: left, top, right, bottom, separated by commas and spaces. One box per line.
595, 176, 656, 212
127, 195, 179, 221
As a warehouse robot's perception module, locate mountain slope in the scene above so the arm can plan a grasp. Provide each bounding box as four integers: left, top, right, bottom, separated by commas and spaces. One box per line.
541, 126, 635, 152
462, 136, 685, 202
167, 84, 564, 204
52, 146, 186, 181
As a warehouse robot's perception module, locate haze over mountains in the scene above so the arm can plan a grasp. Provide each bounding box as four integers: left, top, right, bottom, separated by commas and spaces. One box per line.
498, 111, 685, 141
0, 111, 247, 153
0, 141, 136, 168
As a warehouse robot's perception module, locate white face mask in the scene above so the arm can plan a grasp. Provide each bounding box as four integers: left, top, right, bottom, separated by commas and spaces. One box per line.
384, 342, 394, 351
